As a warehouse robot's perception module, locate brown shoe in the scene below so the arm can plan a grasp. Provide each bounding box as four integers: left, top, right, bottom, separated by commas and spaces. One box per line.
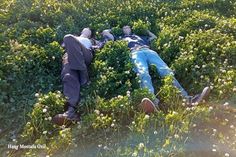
52, 106, 80, 126
139, 98, 159, 114
52, 114, 72, 126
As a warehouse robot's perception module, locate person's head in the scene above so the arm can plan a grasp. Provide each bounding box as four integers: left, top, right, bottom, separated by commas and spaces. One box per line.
122, 25, 132, 35
101, 29, 114, 41
81, 28, 92, 38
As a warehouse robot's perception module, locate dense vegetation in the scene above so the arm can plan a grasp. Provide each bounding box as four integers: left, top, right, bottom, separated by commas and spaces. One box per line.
0, 0, 235, 156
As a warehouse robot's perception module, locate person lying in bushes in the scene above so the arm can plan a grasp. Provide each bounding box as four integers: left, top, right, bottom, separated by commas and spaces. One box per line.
121, 25, 210, 113
53, 28, 114, 124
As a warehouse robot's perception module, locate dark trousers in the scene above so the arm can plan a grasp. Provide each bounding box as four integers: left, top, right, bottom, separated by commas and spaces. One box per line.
61, 34, 93, 107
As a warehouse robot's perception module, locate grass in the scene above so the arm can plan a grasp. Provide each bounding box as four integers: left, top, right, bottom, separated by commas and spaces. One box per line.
2, 98, 235, 157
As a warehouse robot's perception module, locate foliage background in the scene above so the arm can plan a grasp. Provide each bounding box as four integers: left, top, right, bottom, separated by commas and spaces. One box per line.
0, 0, 236, 156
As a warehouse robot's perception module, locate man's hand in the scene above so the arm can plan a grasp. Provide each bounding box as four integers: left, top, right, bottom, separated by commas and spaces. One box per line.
147, 30, 157, 41
62, 53, 68, 64
92, 45, 100, 49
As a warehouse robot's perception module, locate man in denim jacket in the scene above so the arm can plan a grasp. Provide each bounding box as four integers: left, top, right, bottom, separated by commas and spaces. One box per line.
121, 25, 210, 113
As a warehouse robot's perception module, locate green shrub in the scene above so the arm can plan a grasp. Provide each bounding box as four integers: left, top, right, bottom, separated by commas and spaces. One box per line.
172, 30, 236, 94
132, 19, 151, 36
21, 92, 65, 141
1, 0, 236, 156
158, 76, 183, 110
88, 41, 139, 99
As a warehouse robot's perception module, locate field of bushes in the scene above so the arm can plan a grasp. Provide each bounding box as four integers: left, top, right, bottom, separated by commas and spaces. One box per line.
0, 0, 236, 156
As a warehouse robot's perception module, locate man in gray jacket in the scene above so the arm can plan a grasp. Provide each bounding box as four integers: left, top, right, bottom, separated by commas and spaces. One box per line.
53, 28, 114, 124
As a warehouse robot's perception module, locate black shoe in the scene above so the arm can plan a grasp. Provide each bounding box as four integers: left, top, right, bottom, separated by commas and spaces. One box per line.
191, 86, 211, 106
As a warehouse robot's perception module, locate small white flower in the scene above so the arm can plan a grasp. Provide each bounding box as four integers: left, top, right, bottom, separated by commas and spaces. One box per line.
195, 65, 200, 69
233, 87, 236, 92
35, 93, 40, 97
223, 102, 229, 106
173, 111, 178, 115
225, 153, 230, 157
103, 146, 109, 150
61, 125, 66, 129
186, 107, 191, 111
48, 117, 52, 121
98, 144, 102, 148
230, 125, 234, 129
111, 123, 115, 127
174, 134, 179, 139
209, 106, 213, 111
126, 91, 131, 97
193, 124, 197, 127
138, 143, 145, 150
43, 131, 47, 135
212, 148, 216, 152
144, 114, 150, 120
94, 110, 100, 115
43, 108, 47, 113
178, 36, 184, 40
125, 71, 130, 74
154, 131, 158, 135
118, 95, 123, 99
132, 152, 138, 157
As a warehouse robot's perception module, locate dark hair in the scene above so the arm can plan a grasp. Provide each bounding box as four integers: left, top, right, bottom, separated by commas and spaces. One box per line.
90, 28, 96, 39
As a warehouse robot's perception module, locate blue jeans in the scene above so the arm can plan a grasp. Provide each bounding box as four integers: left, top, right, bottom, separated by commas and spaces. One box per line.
131, 48, 188, 98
